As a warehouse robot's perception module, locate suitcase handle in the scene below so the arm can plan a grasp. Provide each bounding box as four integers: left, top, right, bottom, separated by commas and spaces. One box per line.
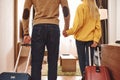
21, 43, 31, 46
14, 43, 31, 73
88, 47, 92, 66
88, 46, 101, 72
88, 46, 101, 66
97, 46, 101, 66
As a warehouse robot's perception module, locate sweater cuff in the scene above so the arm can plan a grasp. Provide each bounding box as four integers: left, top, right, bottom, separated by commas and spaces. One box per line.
94, 38, 99, 43
24, 34, 29, 36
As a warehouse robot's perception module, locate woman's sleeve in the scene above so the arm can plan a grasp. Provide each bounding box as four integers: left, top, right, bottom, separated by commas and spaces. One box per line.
93, 17, 102, 43
67, 5, 84, 35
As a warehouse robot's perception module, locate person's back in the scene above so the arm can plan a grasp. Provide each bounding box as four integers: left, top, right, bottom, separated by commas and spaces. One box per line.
32, 0, 60, 25
22, 0, 70, 80
22, 0, 70, 35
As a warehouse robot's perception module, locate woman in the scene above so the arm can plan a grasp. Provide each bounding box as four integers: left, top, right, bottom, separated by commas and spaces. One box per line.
64, 0, 101, 79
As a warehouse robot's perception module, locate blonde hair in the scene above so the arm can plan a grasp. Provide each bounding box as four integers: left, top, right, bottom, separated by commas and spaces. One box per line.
83, 0, 99, 19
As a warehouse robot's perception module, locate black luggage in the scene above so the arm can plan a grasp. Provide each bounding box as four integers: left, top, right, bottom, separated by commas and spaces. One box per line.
0, 72, 31, 80
0, 44, 31, 80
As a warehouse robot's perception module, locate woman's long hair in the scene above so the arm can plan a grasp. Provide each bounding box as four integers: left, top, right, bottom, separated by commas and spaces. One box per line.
83, 0, 99, 19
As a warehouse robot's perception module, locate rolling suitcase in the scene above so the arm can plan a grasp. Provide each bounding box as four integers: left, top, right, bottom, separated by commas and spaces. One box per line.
85, 47, 111, 80
0, 44, 31, 80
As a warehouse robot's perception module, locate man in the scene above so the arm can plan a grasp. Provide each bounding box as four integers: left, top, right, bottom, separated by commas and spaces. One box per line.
22, 0, 70, 80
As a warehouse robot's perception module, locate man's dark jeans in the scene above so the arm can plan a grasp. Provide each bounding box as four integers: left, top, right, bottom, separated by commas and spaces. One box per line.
76, 40, 94, 76
31, 24, 60, 80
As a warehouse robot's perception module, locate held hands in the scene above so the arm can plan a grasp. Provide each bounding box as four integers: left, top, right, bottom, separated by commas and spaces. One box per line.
62, 27, 69, 37
63, 29, 68, 37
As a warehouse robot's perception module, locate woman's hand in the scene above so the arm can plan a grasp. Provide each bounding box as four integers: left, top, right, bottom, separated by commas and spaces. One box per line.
91, 41, 98, 47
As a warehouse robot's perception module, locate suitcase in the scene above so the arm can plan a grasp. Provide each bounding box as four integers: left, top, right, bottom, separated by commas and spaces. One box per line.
0, 44, 31, 80
85, 47, 111, 80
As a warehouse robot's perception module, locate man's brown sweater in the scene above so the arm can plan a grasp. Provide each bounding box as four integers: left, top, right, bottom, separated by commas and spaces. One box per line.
22, 0, 70, 35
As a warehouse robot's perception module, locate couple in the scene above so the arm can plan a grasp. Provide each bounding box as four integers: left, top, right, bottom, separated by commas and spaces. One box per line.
22, 0, 102, 80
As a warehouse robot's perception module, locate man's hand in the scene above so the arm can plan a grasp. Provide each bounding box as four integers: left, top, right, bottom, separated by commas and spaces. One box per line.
23, 35, 31, 44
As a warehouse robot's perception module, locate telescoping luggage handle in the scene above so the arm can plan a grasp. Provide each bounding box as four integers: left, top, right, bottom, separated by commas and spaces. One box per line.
14, 43, 31, 73
88, 47, 101, 72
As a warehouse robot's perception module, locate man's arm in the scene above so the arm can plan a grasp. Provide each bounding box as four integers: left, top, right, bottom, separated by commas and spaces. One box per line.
60, 0, 70, 37
60, 0, 70, 30
22, 0, 32, 43
22, 0, 32, 36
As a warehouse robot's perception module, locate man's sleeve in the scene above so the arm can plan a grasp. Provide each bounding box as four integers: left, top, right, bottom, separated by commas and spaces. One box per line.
22, 0, 32, 36
60, 0, 70, 30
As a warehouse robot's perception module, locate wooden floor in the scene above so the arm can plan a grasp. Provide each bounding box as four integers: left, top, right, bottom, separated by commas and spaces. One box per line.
41, 76, 82, 80
17, 57, 82, 80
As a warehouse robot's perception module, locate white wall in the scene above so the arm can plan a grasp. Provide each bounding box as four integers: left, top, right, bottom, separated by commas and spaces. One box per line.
0, 0, 14, 73
108, 0, 120, 43
17, 0, 25, 42
108, 0, 117, 43
116, 0, 120, 40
